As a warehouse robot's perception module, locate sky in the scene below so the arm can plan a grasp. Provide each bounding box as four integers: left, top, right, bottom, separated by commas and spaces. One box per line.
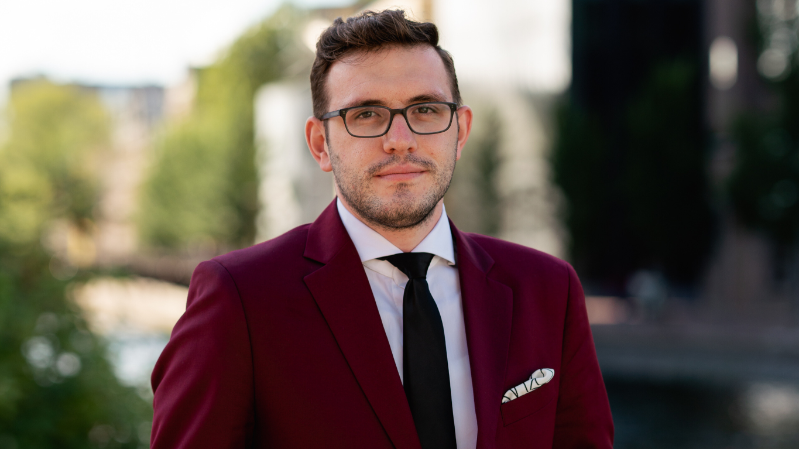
0, 0, 349, 92
0, 0, 571, 101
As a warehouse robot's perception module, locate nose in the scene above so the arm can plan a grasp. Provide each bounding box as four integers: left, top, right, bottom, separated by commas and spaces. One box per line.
382, 112, 417, 154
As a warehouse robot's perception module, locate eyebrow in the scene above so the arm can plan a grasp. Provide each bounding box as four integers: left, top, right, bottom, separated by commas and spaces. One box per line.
341, 92, 450, 110
342, 98, 386, 109
408, 93, 448, 104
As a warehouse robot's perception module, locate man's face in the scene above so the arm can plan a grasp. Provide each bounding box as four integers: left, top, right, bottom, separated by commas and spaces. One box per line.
312, 45, 472, 230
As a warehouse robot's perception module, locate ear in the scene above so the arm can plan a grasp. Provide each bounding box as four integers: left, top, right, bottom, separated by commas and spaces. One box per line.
306, 116, 332, 172
454, 105, 473, 161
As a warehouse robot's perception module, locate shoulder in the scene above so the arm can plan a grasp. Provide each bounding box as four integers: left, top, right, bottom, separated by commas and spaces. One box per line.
464, 232, 572, 277
461, 232, 578, 299
204, 224, 314, 281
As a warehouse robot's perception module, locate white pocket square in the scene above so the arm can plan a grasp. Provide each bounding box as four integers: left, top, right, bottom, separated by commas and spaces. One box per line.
502, 368, 555, 404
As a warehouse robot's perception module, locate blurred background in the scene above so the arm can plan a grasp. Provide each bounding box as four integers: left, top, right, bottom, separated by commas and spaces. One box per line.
1, 0, 798, 447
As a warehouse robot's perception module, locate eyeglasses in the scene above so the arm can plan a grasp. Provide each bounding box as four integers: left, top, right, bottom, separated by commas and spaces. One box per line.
321, 101, 458, 138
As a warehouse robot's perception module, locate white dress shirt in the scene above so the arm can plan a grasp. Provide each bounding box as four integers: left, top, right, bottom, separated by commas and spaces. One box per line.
337, 199, 478, 449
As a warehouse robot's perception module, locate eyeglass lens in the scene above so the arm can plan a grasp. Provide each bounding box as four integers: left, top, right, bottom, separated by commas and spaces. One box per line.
345, 102, 452, 137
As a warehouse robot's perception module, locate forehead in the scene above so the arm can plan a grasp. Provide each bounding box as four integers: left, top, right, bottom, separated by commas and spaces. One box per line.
325, 45, 451, 109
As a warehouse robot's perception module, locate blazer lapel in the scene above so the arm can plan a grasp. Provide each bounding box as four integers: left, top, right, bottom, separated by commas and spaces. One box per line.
303, 201, 421, 449
452, 224, 514, 449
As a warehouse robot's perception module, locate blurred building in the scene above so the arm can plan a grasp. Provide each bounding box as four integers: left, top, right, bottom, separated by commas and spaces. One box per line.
40, 75, 208, 284
92, 84, 165, 264
701, 0, 797, 321
255, 82, 332, 242
7, 77, 170, 267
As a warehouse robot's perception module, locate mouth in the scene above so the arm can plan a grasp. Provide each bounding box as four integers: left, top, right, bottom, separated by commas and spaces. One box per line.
374, 164, 428, 182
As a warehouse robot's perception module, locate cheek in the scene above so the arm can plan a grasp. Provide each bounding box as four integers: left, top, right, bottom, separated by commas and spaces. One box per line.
331, 142, 371, 174
424, 134, 459, 161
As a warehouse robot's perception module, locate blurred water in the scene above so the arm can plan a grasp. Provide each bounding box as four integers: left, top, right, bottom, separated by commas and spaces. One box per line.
607, 377, 799, 449
106, 332, 168, 398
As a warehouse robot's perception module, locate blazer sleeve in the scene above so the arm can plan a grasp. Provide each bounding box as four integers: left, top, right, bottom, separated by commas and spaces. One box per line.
552, 264, 614, 448
151, 260, 255, 449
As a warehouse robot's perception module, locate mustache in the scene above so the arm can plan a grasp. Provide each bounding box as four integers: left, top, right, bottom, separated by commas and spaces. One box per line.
366, 154, 437, 177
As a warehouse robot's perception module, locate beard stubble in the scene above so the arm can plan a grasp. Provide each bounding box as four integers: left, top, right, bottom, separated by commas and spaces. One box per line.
328, 134, 458, 231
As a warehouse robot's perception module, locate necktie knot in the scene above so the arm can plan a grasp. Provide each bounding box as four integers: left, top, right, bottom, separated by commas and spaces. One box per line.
380, 252, 435, 280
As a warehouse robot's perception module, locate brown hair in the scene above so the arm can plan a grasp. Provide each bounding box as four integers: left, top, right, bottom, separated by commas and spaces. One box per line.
310, 9, 461, 119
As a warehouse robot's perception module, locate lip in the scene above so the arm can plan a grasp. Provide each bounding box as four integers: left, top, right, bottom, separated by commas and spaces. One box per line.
375, 165, 427, 182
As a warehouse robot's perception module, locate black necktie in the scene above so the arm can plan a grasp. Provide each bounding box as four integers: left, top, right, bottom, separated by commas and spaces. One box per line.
380, 252, 457, 449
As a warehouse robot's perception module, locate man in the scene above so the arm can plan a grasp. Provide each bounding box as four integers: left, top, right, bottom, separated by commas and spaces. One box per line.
151, 9, 613, 449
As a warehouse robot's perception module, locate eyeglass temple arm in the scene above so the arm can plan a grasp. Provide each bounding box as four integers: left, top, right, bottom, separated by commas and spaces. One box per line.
320, 110, 343, 120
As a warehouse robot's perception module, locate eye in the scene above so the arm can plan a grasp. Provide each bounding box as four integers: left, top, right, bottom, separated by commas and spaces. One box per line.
355, 110, 374, 119
412, 104, 442, 115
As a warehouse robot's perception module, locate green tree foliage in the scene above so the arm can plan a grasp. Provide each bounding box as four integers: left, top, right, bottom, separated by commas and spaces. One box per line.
728, 6, 799, 258
552, 60, 713, 289
0, 250, 151, 449
0, 80, 151, 448
139, 5, 312, 250
729, 118, 799, 251
1, 80, 107, 240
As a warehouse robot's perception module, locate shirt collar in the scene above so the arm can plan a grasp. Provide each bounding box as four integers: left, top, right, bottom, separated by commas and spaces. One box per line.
336, 197, 456, 266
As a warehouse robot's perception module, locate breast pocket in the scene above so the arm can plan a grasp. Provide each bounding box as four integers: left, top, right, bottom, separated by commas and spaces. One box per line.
500, 382, 558, 426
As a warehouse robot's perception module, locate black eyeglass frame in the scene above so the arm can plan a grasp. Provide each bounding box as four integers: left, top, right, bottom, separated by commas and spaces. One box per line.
320, 101, 458, 138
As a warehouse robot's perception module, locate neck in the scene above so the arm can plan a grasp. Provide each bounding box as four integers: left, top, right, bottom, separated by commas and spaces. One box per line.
338, 197, 443, 253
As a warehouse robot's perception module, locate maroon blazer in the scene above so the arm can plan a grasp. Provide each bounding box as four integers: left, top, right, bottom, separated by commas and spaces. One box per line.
151, 200, 613, 448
